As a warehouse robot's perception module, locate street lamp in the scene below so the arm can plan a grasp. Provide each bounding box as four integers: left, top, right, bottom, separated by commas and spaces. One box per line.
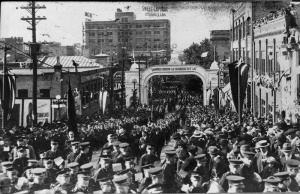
132, 78, 137, 109
52, 95, 66, 121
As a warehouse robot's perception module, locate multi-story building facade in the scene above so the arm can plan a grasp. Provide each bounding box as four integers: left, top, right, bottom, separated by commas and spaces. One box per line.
231, 1, 289, 122
83, 8, 171, 60
41, 42, 81, 57
210, 30, 231, 61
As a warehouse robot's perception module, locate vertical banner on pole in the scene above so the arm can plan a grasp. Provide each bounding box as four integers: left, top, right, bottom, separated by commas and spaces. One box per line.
103, 91, 107, 114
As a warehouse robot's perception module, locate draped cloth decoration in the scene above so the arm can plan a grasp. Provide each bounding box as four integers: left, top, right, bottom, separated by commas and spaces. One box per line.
228, 59, 250, 114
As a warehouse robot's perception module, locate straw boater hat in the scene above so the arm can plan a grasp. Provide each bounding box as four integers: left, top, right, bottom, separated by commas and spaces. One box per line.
255, 140, 270, 149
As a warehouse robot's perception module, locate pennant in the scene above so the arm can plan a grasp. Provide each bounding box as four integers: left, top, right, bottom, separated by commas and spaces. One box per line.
201, 51, 208, 57
67, 81, 79, 138
102, 90, 108, 114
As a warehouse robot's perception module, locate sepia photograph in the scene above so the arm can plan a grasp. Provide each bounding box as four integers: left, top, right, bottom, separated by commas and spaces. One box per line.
1, 0, 300, 193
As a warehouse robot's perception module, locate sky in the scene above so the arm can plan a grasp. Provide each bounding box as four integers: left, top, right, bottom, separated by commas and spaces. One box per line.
0, 1, 241, 52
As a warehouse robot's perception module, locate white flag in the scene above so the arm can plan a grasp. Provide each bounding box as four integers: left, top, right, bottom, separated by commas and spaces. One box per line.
201, 51, 208, 57
103, 91, 108, 114
99, 91, 103, 110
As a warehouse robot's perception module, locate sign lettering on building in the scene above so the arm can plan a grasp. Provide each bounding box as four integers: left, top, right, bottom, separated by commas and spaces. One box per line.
151, 66, 197, 72
81, 72, 106, 83
219, 64, 224, 88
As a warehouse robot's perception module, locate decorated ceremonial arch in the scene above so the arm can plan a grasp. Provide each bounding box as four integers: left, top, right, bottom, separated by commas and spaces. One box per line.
125, 51, 220, 107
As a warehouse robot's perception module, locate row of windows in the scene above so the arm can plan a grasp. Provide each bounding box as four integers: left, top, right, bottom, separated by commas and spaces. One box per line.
89, 37, 168, 44
86, 23, 168, 30
232, 18, 251, 41
89, 30, 169, 37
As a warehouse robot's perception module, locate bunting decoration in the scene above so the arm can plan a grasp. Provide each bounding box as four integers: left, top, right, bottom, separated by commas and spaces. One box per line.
228, 59, 250, 115
0, 68, 16, 123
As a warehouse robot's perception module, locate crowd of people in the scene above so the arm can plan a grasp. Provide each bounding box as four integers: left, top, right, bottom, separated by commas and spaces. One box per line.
1, 90, 300, 193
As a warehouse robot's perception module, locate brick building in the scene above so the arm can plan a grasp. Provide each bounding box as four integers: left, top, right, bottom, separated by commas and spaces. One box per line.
83, 8, 171, 60
1, 56, 110, 127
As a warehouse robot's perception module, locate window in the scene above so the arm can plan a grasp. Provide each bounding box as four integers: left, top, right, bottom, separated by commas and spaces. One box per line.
145, 24, 151, 28
145, 31, 151, 35
98, 39, 105, 43
18, 89, 28, 97
154, 38, 160, 41
164, 31, 168, 35
136, 31, 142, 35
89, 32, 95, 36
89, 39, 95, 43
136, 38, 143, 42
107, 39, 113, 43
136, 44, 142, 49
154, 24, 160, 28
154, 31, 160, 35
108, 32, 113, 36
145, 38, 151, 42
136, 25, 142, 28
40, 89, 50, 98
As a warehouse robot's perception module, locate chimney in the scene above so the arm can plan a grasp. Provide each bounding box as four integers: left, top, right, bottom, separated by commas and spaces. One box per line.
117, 8, 122, 12
54, 56, 62, 72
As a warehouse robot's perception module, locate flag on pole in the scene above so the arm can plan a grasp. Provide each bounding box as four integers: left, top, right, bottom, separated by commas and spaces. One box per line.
201, 51, 209, 58
85, 12, 92, 18
102, 90, 108, 114
67, 81, 79, 138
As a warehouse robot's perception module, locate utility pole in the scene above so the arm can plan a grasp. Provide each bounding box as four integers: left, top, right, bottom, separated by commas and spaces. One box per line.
1, 45, 11, 129
120, 47, 125, 111
20, 2, 46, 126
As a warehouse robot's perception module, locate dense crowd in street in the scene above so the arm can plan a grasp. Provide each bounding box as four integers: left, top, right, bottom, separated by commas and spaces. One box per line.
1, 90, 300, 194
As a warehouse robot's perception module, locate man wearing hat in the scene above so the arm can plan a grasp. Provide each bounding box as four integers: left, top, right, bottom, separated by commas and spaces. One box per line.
66, 141, 80, 163
1, 161, 13, 174
119, 142, 135, 169
22, 135, 36, 160
137, 164, 154, 193
28, 168, 48, 193
161, 148, 177, 193
93, 156, 113, 181
226, 175, 245, 193
96, 177, 113, 194
262, 178, 281, 192
293, 139, 300, 158
113, 174, 130, 193
139, 144, 160, 172
254, 140, 278, 173
280, 143, 297, 171
285, 159, 300, 191
207, 146, 229, 181
273, 171, 291, 192
43, 157, 58, 186
239, 151, 260, 192
142, 167, 165, 193
51, 169, 73, 192
12, 146, 29, 177
72, 171, 94, 193
75, 142, 91, 167
193, 154, 209, 183
218, 159, 243, 192
111, 141, 122, 164
188, 171, 205, 193
10, 137, 25, 161
67, 162, 79, 185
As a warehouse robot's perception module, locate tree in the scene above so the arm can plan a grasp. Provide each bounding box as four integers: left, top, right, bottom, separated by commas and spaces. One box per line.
183, 38, 217, 69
